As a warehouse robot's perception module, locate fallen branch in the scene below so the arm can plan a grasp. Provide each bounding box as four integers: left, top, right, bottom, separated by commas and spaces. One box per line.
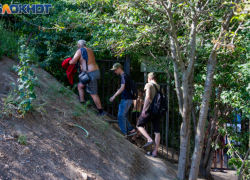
4, 138, 16, 140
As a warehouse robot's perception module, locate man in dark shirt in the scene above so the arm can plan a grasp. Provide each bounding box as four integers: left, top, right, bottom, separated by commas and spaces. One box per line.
109, 63, 136, 138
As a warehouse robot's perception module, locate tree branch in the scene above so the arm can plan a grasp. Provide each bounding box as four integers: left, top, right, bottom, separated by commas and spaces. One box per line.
133, 1, 170, 32
225, 125, 243, 162
109, 20, 160, 27
231, 22, 243, 44
238, 148, 250, 180
186, 16, 199, 78
202, 86, 222, 167
192, 103, 197, 136
20, 17, 73, 30
165, 6, 185, 71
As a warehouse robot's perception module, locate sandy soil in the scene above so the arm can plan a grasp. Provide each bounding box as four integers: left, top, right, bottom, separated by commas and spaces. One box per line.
198, 170, 238, 180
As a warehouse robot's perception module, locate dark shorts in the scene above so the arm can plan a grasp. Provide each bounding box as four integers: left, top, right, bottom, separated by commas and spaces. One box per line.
79, 70, 100, 95
132, 111, 141, 121
137, 110, 160, 133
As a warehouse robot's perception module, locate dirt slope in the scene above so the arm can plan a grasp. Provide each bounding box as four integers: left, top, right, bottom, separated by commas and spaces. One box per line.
0, 56, 176, 180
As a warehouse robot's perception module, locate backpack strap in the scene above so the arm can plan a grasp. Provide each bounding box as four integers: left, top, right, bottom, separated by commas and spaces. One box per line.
151, 83, 160, 93
123, 73, 132, 86
124, 73, 130, 79
76, 61, 81, 73
78, 47, 88, 73
150, 83, 161, 101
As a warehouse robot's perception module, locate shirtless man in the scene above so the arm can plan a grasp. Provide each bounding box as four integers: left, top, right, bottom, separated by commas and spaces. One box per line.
69, 40, 104, 116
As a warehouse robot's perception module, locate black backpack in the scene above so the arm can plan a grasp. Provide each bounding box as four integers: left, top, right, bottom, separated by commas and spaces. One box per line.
125, 74, 138, 100
149, 83, 167, 116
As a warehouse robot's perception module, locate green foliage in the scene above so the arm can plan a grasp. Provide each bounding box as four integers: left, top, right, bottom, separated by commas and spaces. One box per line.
0, 21, 18, 59
17, 134, 27, 145
227, 147, 250, 179
13, 40, 38, 114
225, 117, 250, 179
2, 2, 249, 178
8, 0, 114, 85
69, 99, 90, 118
1, 90, 19, 117
82, 101, 91, 113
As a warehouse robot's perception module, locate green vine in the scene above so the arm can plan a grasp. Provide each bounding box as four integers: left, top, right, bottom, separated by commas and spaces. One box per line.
13, 42, 38, 115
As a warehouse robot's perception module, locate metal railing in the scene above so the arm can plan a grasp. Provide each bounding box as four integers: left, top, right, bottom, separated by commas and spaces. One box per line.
84, 58, 181, 161
83, 58, 247, 168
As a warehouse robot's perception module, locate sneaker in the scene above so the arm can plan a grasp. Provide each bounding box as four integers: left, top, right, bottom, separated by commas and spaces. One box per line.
142, 141, 155, 148
212, 169, 218, 172
127, 131, 137, 137
146, 151, 157, 157
97, 111, 106, 117
220, 170, 227, 173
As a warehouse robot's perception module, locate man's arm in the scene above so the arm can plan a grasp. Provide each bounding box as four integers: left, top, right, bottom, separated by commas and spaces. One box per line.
109, 84, 125, 102
141, 88, 150, 117
69, 49, 81, 65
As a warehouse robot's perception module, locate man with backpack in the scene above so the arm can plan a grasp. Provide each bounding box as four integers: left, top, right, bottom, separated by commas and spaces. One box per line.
109, 63, 137, 138
137, 72, 166, 157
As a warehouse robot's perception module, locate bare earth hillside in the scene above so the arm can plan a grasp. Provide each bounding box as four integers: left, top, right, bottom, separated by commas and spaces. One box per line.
0, 56, 176, 180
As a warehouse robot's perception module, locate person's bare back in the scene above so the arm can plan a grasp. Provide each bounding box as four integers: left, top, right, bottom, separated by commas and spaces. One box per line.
78, 48, 99, 73
132, 97, 143, 112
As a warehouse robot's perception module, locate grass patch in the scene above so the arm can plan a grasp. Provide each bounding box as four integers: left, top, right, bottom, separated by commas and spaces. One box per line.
17, 134, 27, 145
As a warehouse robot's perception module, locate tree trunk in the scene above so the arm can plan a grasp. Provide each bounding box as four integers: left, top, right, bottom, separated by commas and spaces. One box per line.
175, 11, 198, 179
189, 1, 241, 178
201, 87, 222, 174
186, 64, 195, 175
178, 74, 192, 180
189, 50, 218, 180
169, 33, 191, 179
205, 147, 215, 178
192, 103, 197, 136
205, 133, 221, 178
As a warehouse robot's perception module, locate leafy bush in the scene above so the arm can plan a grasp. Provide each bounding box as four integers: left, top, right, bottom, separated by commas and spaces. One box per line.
0, 21, 18, 59
12, 40, 38, 114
